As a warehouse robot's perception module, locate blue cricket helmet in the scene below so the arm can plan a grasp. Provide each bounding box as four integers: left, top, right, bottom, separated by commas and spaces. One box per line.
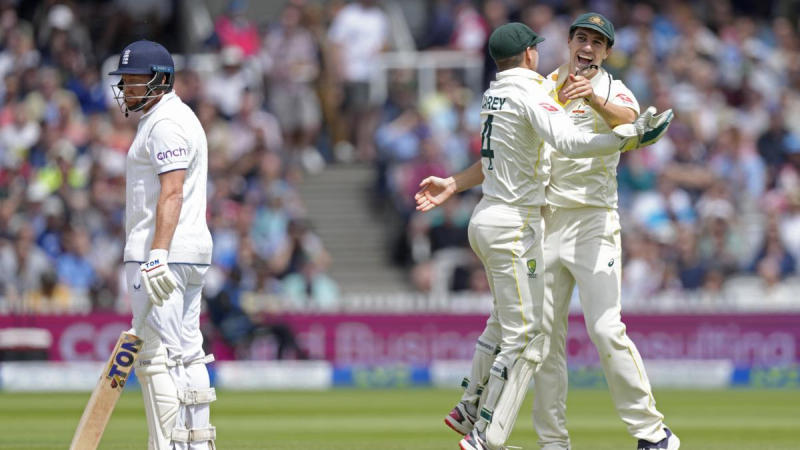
109, 40, 175, 114
109, 40, 174, 76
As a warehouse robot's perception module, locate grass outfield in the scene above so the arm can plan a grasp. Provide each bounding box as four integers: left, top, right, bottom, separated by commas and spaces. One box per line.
0, 389, 797, 449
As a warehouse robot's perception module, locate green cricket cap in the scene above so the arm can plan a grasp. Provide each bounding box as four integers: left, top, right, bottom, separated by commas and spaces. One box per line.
488, 22, 545, 61
570, 12, 615, 47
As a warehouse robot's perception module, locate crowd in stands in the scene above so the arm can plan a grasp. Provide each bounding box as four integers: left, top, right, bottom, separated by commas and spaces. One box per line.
0, 0, 345, 314
380, 0, 800, 308
0, 0, 798, 315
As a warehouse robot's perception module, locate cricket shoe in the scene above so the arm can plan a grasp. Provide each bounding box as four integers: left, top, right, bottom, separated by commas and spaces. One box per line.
445, 401, 477, 435
637, 427, 680, 450
459, 429, 520, 450
459, 429, 491, 450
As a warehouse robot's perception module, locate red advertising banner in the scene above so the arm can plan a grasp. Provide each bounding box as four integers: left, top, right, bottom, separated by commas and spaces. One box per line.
1, 313, 798, 367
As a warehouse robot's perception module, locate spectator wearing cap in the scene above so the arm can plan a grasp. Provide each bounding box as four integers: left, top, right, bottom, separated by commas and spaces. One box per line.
36, 3, 91, 67
204, 45, 260, 119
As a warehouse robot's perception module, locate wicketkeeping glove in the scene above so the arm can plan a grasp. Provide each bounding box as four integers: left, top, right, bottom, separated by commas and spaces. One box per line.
613, 106, 674, 152
140, 249, 177, 306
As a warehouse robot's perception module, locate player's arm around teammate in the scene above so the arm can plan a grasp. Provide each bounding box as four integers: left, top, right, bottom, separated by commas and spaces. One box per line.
415, 23, 674, 450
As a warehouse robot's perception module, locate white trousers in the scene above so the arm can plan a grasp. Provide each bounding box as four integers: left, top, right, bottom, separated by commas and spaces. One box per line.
464, 200, 548, 445
127, 263, 207, 363
532, 206, 666, 447
127, 262, 213, 450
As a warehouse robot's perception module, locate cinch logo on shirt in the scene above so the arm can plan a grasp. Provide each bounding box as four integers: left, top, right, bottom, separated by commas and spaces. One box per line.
156, 147, 189, 161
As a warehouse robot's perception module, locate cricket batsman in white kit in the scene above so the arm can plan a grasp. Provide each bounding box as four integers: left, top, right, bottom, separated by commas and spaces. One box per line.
110, 40, 216, 449
414, 23, 673, 450
531, 13, 679, 450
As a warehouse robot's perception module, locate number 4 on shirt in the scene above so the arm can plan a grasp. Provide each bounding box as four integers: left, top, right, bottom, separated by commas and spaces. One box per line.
480, 114, 494, 170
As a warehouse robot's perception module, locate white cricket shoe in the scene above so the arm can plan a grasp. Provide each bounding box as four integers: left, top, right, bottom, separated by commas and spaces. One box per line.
445, 401, 477, 435
637, 427, 680, 450
460, 429, 492, 450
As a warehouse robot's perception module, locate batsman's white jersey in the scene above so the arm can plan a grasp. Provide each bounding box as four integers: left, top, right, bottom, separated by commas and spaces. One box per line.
125, 90, 216, 449
530, 64, 668, 448
459, 67, 628, 448
124, 91, 212, 265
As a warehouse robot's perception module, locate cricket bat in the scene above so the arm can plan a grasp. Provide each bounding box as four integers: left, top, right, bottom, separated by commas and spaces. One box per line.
69, 304, 151, 449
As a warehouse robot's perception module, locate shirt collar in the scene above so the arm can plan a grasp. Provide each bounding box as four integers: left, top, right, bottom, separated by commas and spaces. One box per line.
495, 67, 545, 83
141, 91, 177, 119
552, 63, 608, 91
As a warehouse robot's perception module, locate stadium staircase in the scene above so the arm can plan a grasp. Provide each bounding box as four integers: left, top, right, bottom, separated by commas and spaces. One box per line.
297, 164, 411, 294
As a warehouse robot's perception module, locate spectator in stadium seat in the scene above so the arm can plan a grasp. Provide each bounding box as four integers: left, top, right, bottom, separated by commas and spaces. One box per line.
630, 175, 696, 239
36, 3, 91, 68
282, 257, 340, 309
196, 99, 233, 170
0, 23, 40, 81
758, 112, 791, 172
213, 0, 261, 56
0, 101, 40, 168
263, 3, 323, 170
172, 69, 203, 111
749, 215, 796, 278
206, 266, 308, 359
228, 89, 283, 162
0, 227, 51, 310
779, 193, 800, 264
25, 269, 72, 314
250, 186, 291, 262
270, 218, 331, 280
521, 4, 567, 74
55, 228, 96, 293
392, 133, 449, 214
708, 126, 766, 202
65, 65, 107, 116
675, 227, 707, 290
696, 186, 745, 274
420, 0, 456, 49
327, 0, 389, 161
24, 66, 77, 126
204, 45, 259, 119
427, 198, 470, 254
448, 0, 489, 53
375, 107, 427, 164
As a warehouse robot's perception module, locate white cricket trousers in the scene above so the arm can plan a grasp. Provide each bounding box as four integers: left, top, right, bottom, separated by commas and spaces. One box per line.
469, 198, 546, 373
460, 198, 549, 445
532, 206, 666, 447
128, 262, 207, 366
127, 262, 214, 450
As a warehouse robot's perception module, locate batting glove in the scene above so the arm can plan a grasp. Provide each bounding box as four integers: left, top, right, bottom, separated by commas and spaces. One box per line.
613, 106, 674, 152
140, 249, 177, 306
